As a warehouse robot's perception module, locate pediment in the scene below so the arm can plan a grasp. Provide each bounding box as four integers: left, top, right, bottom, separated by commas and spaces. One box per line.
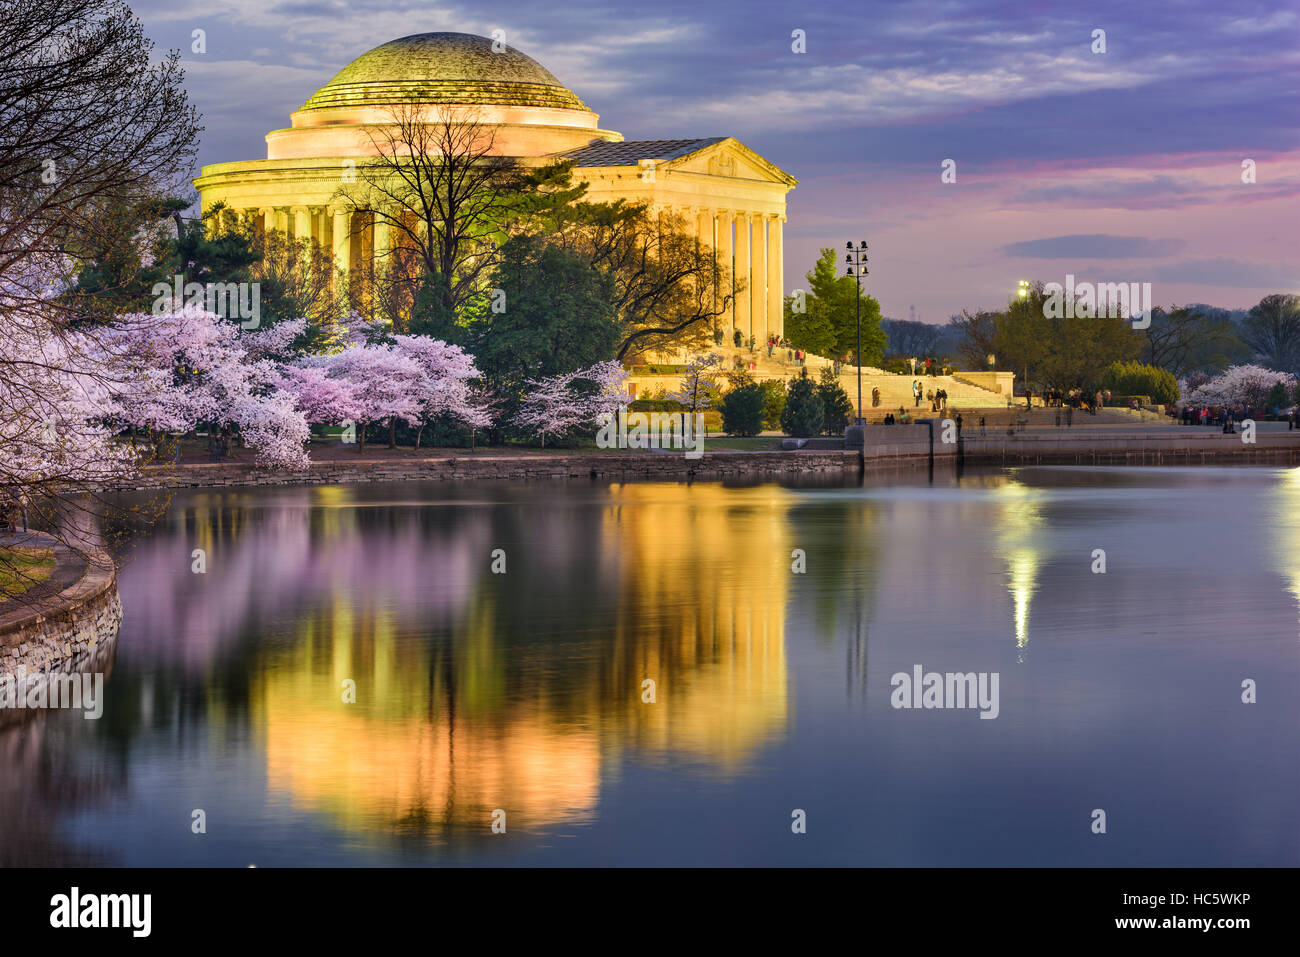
669, 138, 797, 186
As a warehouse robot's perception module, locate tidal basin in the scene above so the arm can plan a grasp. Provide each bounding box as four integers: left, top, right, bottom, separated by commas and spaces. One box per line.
3, 466, 1296, 866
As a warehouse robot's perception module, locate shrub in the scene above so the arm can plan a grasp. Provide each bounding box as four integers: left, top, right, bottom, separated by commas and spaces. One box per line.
1100, 360, 1179, 404
719, 373, 766, 436
1266, 382, 1290, 410
629, 398, 686, 413
816, 367, 854, 434
781, 370, 825, 437
760, 379, 786, 429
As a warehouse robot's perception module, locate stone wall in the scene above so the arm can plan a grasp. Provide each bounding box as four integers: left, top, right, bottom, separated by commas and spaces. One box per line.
103, 450, 867, 490
96, 427, 1300, 493
0, 543, 122, 681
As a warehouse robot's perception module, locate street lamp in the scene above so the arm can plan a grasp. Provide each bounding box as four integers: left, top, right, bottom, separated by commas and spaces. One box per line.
845, 241, 868, 427
1015, 282, 1030, 402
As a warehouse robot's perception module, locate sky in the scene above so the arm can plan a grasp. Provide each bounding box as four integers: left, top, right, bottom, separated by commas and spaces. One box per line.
132, 0, 1300, 323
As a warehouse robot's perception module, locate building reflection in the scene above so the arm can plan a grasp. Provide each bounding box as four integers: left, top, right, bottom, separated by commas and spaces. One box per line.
236, 481, 791, 840
1272, 467, 1300, 634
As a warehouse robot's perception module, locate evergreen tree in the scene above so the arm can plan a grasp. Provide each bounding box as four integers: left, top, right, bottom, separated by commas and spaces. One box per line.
786, 249, 886, 364
466, 233, 621, 431
816, 367, 854, 434
719, 371, 766, 436
761, 378, 786, 430
781, 369, 825, 436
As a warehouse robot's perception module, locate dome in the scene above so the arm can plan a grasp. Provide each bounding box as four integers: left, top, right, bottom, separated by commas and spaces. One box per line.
300, 32, 589, 113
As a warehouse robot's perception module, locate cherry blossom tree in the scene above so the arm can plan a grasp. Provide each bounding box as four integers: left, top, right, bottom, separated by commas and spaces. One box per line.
1185, 364, 1296, 409
513, 360, 630, 447
669, 352, 723, 412
286, 344, 423, 451
91, 306, 311, 468
392, 334, 493, 447
280, 334, 494, 452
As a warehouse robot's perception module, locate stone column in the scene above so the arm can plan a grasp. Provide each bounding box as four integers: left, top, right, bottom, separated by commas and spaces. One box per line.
332, 207, 351, 293
259, 207, 274, 239
273, 207, 289, 236
696, 207, 713, 251
767, 215, 782, 343
372, 211, 390, 272
774, 216, 785, 340
292, 207, 310, 245
718, 210, 735, 337
734, 212, 751, 342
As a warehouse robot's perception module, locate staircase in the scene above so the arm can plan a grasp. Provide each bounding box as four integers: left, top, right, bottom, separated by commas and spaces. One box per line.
626, 346, 1011, 414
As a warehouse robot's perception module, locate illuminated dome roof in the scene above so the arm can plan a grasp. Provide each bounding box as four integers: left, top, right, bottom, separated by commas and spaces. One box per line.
300, 32, 589, 112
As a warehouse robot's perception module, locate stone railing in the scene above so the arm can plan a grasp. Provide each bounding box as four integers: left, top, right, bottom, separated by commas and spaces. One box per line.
0, 535, 122, 680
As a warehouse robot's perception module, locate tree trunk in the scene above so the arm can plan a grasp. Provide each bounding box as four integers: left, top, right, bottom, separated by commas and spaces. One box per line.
415, 423, 425, 450
388, 416, 397, 449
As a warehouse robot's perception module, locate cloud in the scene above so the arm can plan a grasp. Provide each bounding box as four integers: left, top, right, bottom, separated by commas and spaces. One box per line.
1001, 235, 1187, 259
1151, 258, 1300, 289
1005, 172, 1300, 210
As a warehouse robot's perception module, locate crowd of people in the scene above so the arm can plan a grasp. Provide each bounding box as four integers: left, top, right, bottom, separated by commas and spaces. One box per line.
1173, 404, 1293, 432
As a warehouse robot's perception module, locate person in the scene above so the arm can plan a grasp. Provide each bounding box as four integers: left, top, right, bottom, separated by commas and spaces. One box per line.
1065, 405, 1073, 427
927, 389, 936, 411
913, 381, 922, 407
1290, 408, 1296, 431
979, 415, 986, 435
955, 412, 963, 437
872, 386, 880, 407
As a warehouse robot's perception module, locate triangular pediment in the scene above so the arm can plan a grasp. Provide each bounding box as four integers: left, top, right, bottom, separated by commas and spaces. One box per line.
667, 137, 797, 186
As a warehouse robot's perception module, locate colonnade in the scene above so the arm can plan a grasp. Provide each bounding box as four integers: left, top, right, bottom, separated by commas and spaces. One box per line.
233, 203, 786, 341
681, 206, 786, 344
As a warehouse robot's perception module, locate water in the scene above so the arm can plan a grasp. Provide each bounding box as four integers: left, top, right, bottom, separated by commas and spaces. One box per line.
3, 466, 1297, 866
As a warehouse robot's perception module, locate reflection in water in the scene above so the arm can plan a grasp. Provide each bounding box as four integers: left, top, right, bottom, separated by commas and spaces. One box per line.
1272, 467, 1300, 638
992, 479, 1048, 661
2, 468, 1294, 866
596, 484, 789, 766
0, 640, 124, 865
114, 482, 797, 839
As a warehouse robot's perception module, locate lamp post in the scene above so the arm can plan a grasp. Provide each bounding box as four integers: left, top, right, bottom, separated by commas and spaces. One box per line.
1015, 280, 1030, 404
845, 241, 868, 426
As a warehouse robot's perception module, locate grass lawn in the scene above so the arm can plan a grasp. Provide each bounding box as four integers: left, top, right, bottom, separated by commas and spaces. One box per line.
0, 546, 55, 601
